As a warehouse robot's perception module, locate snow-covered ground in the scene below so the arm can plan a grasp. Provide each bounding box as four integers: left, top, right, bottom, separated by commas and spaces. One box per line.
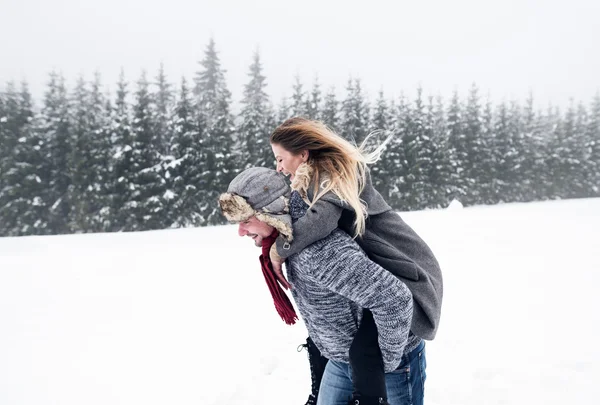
1, 198, 599, 405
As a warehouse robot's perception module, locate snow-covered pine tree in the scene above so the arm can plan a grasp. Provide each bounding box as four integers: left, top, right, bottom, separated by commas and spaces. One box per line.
306, 76, 322, 121
368, 89, 393, 200
69, 76, 94, 232
397, 87, 437, 210
167, 77, 204, 227
154, 63, 174, 156
340, 78, 370, 145
492, 100, 519, 202
478, 95, 498, 204
428, 94, 452, 208
507, 100, 528, 202
0, 83, 11, 234
193, 38, 237, 225
87, 73, 113, 231
0, 82, 47, 235
321, 87, 340, 132
277, 96, 292, 123
385, 92, 409, 209
422, 94, 449, 208
239, 50, 274, 169
68, 74, 112, 232
569, 101, 590, 198
40, 72, 72, 234
461, 84, 485, 205
587, 92, 600, 196
125, 71, 167, 231
290, 75, 308, 118
445, 90, 465, 204
519, 93, 550, 203
110, 70, 136, 231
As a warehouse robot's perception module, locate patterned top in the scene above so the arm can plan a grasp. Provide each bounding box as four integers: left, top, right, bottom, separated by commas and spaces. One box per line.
286, 191, 421, 372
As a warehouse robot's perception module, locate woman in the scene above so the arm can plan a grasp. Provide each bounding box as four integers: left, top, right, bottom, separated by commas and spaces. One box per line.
269, 118, 443, 404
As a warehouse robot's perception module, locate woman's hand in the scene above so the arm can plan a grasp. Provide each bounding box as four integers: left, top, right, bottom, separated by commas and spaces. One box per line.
270, 243, 291, 290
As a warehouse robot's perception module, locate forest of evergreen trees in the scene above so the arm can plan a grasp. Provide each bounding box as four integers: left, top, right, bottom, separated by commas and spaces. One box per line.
1, 38, 599, 237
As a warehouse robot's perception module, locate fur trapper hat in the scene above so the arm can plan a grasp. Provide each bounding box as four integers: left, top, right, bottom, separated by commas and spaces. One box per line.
219, 167, 293, 242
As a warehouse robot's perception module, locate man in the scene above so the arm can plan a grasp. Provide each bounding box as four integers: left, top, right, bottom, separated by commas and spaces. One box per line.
219, 167, 426, 405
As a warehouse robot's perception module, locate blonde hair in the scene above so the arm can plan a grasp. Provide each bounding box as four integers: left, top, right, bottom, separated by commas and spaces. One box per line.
269, 117, 391, 237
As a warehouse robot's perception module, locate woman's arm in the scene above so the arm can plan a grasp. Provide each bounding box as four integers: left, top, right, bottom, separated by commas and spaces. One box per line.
274, 198, 343, 259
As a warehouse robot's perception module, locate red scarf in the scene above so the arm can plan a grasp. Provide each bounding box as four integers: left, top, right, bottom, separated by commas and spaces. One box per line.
259, 230, 298, 325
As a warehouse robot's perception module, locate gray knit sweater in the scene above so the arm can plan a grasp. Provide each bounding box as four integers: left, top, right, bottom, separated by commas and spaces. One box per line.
286, 191, 421, 373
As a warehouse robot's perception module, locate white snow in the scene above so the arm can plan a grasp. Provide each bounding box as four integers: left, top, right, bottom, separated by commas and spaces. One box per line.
447, 198, 464, 210
1, 198, 599, 405
163, 190, 176, 200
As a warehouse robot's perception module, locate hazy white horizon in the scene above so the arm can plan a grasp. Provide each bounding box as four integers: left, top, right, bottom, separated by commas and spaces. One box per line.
2, 0, 599, 110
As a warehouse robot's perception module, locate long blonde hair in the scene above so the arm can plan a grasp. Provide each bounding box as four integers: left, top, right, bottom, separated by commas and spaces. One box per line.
269, 117, 391, 237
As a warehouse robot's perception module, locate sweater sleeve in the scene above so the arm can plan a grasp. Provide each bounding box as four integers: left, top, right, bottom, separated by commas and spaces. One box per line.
309, 234, 413, 372
275, 198, 343, 259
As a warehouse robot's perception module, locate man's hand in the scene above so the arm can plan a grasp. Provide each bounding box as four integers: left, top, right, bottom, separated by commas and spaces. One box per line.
270, 243, 291, 290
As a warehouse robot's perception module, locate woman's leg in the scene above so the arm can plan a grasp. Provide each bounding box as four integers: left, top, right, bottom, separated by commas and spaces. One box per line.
316, 360, 354, 405
386, 342, 427, 405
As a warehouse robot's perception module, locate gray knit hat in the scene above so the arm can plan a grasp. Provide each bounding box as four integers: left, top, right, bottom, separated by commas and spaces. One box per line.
219, 167, 293, 242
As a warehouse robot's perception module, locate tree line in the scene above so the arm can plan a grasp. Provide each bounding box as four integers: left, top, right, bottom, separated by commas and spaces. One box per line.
1, 38, 599, 237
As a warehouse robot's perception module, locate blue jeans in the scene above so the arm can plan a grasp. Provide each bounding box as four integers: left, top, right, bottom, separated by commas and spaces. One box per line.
317, 341, 426, 405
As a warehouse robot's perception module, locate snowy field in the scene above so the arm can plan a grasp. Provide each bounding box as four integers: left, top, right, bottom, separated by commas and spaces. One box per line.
1, 198, 599, 405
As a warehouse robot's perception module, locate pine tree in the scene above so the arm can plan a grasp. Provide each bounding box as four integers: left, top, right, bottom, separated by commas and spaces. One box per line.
40, 71, 72, 234
69, 76, 93, 231
386, 93, 410, 209
368, 90, 393, 198
306, 76, 322, 121
87, 73, 113, 231
193, 38, 237, 225
110, 70, 135, 231
340, 78, 370, 145
461, 84, 485, 205
290, 75, 308, 118
0, 82, 47, 235
277, 96, 292, 123
321, 87, 340, 132
445, 90, 465, 203
154, 63, 173, 156
423, 94, 449, 208
546, 102, 586, 199
167, 77, 205, 227
68, 74, 112, 232
239, 50, 274, 169
396, 87, 437, 210
493, 100, 522, 202
587, 92, 600, 196
569, 101, 589, 198
479, 95, 498, 204
371, 90, 392, 132
426, 94, 452, 208
125, 71, 167, 231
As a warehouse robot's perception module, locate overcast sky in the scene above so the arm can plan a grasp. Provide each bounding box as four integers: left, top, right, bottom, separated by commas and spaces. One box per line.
1, 0, 599, 110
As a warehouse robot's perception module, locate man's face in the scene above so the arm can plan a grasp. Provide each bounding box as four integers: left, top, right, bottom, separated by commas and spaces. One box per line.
237, 216, 275, 247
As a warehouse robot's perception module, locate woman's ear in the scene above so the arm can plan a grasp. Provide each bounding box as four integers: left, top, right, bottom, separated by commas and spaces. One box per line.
301, 150, 309, 162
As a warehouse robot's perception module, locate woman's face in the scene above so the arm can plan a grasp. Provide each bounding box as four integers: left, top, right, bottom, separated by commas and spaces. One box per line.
271, 143, 307, 181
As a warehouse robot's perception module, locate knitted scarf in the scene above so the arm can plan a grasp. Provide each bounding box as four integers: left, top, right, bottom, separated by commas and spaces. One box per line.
259, 230, 298, 325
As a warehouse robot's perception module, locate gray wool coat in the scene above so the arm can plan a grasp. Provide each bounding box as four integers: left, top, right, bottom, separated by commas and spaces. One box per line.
275, 171, 444, 340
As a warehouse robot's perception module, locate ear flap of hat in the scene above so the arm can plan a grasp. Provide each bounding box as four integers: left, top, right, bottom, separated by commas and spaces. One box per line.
219, 193, 255, 222
255, 212, 293, 242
